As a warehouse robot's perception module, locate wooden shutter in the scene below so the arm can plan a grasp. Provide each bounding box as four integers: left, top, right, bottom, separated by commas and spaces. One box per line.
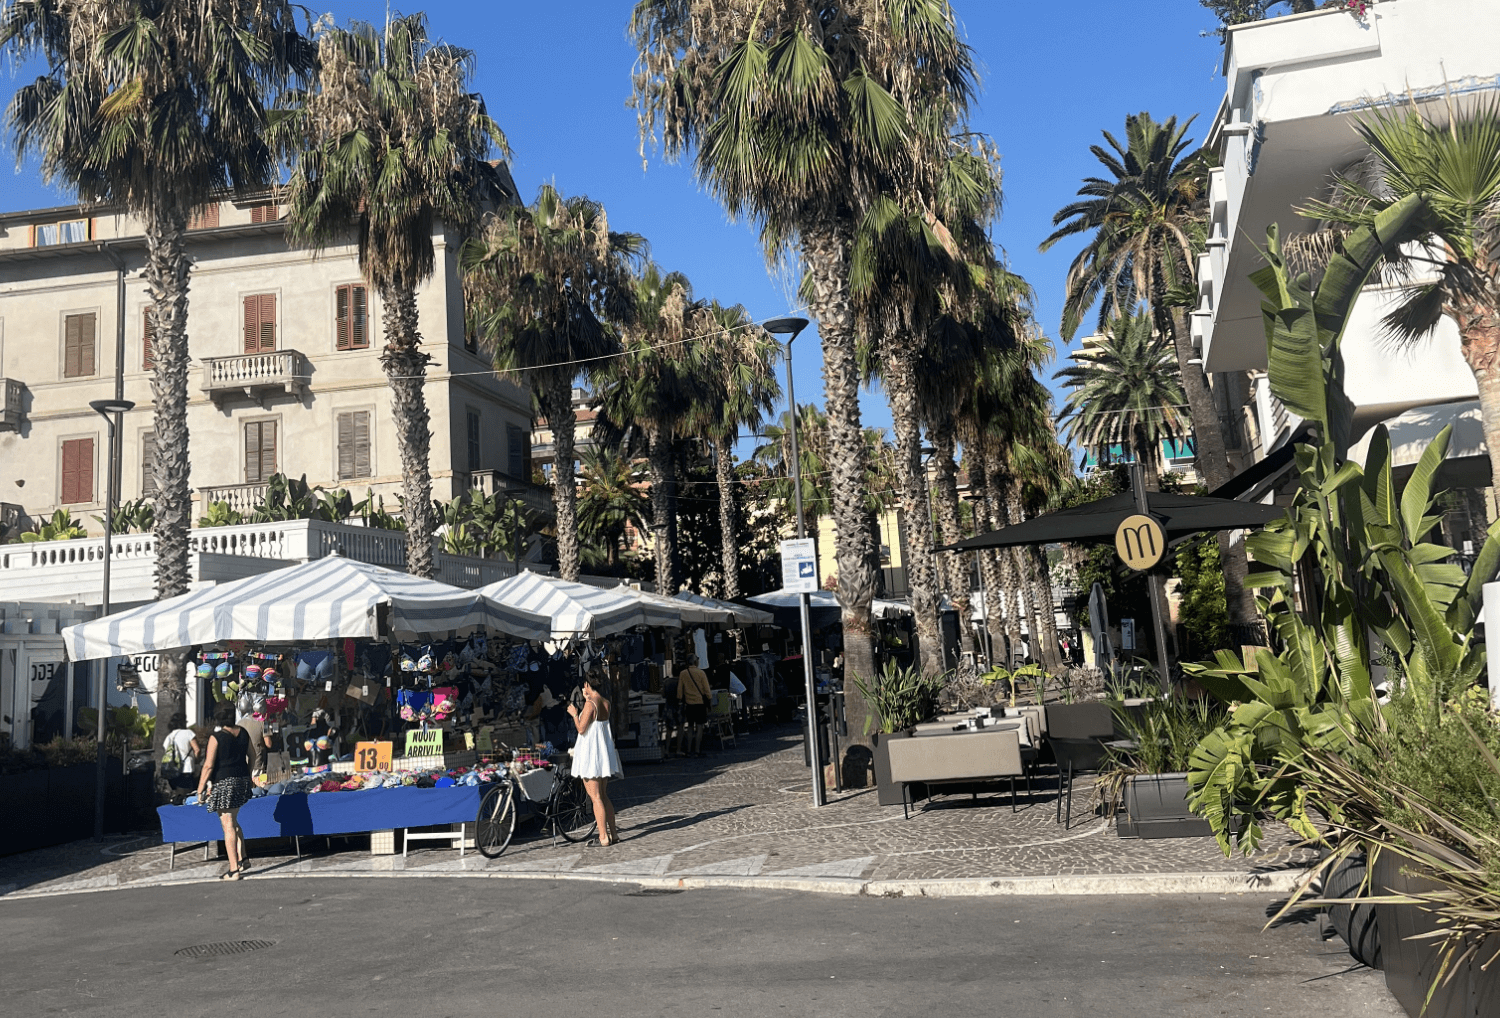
61, 438, 94, 504
337, 411, 371, 480
250, 202, 279, 224
64, 312, 96, 378
141, 432, 157, 496
466, 410, 481, 471
245, 421, 277, 483
507, 424, 525, 479
142, 308, 156, 370
188, 203, 220, 230
335, 284, 369, 351
242, 294, 276, 353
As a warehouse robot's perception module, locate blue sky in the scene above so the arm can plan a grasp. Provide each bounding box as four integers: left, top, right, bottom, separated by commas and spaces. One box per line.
0, 1, 1231, 460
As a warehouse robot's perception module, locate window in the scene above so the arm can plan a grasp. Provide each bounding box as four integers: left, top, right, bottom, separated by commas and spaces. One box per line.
142, 308, 156, 371
60, 438, 95, 504
140, 433, 157, 497
63, 312, 97, 378
34, 219, 89, 247
187, 204, 220, 230
466, 409, 481, 472
336, 411, 372, 481
242, 294, 277, 353
244, 420, 277, 484
506, 424, 526, 480
335, 284, 369, 351
249, 202, 279, 224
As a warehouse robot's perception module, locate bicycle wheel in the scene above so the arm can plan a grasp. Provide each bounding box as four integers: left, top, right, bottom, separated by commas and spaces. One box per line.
476, 782, 517, 858
552, 777, 597, 842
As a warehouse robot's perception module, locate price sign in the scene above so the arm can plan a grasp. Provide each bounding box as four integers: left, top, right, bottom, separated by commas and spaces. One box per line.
404, 729, 444, 758
354, 741, 393, 772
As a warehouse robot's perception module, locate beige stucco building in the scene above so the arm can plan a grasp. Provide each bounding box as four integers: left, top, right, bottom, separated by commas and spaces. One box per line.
0, 193, 545, 535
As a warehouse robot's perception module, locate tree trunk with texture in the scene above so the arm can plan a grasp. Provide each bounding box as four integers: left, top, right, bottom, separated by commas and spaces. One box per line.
381, 287, 436, 578
885, 346, 944, 677
969, 454, 1007, 667
1135, 423, 1163, 493
144, 190, 191, 772
803, 222, 876, 774
547, 374, 581, 582
982, 452, 1024, 667
648, 425, 676, 594
929, 415, 974, 661
1009, 484, 1063, 673
1454, 286, 1500, 518
714, 436, 741, 599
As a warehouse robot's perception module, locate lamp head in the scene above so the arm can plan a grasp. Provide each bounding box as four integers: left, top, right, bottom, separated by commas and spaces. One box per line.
763, 317, 810, 340
89, 399, 135, 417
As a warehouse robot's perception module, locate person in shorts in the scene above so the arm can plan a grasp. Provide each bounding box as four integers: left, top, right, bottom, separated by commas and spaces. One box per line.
677, 657, 712, 759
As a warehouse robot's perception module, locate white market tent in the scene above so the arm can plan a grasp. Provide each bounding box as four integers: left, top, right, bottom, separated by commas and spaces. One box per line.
747, 590, 915, 618
615, 585, 734, 625
62, 556, 550, 661
673, 590, 774, 625
478, 571, 682, 639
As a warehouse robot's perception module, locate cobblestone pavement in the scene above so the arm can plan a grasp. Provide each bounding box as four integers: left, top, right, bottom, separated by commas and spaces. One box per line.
0, 724, 1314, 899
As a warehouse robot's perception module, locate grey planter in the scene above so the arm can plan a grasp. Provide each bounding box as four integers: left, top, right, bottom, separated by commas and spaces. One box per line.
0, 759, 136, 856
1373, 850, 1500, 1017
871, 731, 925, 807
1116, 772, 1215, 839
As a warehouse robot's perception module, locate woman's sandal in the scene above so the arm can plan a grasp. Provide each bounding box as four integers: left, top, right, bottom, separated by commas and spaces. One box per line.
219, 869, 243, 881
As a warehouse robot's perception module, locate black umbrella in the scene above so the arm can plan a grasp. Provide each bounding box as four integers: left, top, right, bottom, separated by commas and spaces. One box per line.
937, 490, 1285, 552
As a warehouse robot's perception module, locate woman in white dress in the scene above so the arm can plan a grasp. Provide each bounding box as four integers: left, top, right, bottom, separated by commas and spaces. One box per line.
567, 675, 622, 846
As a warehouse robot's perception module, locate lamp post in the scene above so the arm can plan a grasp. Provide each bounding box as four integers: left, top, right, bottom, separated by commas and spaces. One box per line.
764, 316, 824, 808
89, 397, 135, 840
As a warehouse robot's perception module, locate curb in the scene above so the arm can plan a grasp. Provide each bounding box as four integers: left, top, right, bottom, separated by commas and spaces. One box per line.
0, 865, 1309, 902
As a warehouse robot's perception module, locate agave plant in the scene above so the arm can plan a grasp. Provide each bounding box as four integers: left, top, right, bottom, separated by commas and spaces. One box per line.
850, 662, 947, 736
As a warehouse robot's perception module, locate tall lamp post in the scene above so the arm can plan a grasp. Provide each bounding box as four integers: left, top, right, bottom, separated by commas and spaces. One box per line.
764, 317, 824, 807
89, 398, 135, 840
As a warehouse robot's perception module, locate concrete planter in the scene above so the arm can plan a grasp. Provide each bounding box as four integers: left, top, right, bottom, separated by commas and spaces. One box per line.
872, 731, 925, 807
1373, 850, 1500, 1017
1116, 772, 1215, 839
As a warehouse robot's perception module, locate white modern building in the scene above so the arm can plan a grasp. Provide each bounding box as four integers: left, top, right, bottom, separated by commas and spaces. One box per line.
1198, 0, 1498, 548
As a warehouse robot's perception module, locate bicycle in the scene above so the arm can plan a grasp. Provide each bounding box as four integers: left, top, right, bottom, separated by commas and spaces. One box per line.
475, 755, 596, 858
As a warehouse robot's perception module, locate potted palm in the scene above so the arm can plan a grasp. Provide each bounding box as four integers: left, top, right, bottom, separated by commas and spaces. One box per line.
852, 662, 944, 806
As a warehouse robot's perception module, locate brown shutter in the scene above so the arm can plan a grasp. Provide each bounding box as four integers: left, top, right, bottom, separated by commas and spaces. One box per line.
188, 204, 220, 230
61, 438, 94, 504
245, 421, 278, 483
64, 313, 96, 378
352, 285, 367, 349
243, 295, 259, 353
261, 421, 278, 481
141, 433, 157, 496
244, 423, 258, 481
250, 203, 279, 224
337, 411, 373, 480
142, 308, 156, 370
243, 295, 276, 353
335, 285, 351, 351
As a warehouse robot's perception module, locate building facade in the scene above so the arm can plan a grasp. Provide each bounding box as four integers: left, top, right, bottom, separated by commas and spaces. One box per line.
0, 193, 544, 537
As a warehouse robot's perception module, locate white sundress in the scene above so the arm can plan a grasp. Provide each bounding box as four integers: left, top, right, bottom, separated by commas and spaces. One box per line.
572, 719, 623, 780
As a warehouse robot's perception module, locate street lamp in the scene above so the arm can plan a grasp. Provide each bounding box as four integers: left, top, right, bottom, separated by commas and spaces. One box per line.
763, 317, 824, 808
89, 397, 134, 840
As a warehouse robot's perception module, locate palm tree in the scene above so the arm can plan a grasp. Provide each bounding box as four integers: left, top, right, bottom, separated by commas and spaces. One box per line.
1300, 97, 1500, 505
594, 264, 712, 594
277, 14, 508, 579
576, 446, 651, 571
753, 403, 834, 531
631, 0, 979, 743
1054, 311, 1187, 492
2, 0, 310, 763
687, 301, 781, 599
463, 184, 642, 581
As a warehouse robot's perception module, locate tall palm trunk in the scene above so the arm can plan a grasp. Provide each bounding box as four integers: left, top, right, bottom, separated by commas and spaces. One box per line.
929, 415, 974, 661
1009, 485, 1063, 672
1452, 284, 1500, 516
547, 375, 581, 581
647, 425, 677, 593
713, 436, 741, 599
1134, 422, 1163, 492
1165, 302, 1254, 625
982, 451, 1023, 666
145, 193, 192, 759
885, 347, 943, 677
380, 287, 435, 579
803, 221, 877, 765
968, 455, 1005, 667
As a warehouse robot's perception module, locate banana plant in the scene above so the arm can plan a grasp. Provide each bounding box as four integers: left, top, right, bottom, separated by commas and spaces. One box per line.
198, 501, 244, 528
18, 508, 87, 542
94, 497, 154, 534
249, 473, 318, 522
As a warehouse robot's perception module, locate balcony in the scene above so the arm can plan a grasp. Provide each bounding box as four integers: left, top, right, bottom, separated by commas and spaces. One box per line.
201, 349, 308, 407
458, 470, 553, 515
199, 482, 267, 516
0, 378, 25, 431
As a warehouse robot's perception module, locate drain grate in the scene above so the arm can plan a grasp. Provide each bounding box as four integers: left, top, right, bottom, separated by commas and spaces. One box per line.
175, 940, 277, 958
624, 888, 683, 897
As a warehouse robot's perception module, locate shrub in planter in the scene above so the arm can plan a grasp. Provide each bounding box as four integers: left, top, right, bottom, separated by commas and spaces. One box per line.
1100, 696, 1227, 838
853, 662, 944, 806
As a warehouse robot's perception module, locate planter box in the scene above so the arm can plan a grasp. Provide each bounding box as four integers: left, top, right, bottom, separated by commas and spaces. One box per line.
872, 731, 926, 807
0, 759, 135, 856
1373, 851, 1500, 1017
1116, 772, 1215, 839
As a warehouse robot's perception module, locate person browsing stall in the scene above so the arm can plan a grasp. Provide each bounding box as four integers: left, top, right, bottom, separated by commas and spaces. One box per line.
196, 701, 254, 880
677, 655, 712, 759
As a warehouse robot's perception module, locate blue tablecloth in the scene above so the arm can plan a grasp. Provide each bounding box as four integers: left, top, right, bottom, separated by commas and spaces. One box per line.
158, 785, 483, 842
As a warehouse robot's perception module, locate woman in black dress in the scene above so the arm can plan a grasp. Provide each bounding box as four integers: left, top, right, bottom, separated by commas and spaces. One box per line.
195, 700, 254, 880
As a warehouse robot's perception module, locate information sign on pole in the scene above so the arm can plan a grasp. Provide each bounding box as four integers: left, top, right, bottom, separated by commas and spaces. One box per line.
780, 538, 819, 593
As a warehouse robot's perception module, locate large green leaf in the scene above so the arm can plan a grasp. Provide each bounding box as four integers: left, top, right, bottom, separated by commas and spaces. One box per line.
1399, 423, 1453, 542
1361, 424, 1397, 527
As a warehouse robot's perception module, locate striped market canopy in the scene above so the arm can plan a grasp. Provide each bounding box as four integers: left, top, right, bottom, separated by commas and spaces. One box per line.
616, 585, 733, 625
478, 571, 681, 639
62, 556, 548, 661
672, 590, 774, 625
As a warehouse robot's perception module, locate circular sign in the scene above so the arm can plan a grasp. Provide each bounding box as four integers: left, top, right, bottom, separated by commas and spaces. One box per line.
1114, 514, 1165, 571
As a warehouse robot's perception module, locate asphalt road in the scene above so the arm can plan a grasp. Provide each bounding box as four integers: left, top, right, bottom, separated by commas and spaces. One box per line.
0, 879, 1402, 1018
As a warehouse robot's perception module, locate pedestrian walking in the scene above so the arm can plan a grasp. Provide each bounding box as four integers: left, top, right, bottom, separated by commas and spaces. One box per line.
162, 714, 197, 789
196, 700, 254, 880
567, 675, 621, 847
677, 655, 712, 758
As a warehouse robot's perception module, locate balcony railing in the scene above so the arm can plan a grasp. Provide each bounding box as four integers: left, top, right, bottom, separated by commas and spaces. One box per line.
0, 378, 25, 432
201, 349, 307, 406
199, 483, 268, 516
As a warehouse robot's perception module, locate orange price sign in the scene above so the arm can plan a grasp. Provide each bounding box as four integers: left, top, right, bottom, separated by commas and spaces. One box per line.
354, 741, 393, 772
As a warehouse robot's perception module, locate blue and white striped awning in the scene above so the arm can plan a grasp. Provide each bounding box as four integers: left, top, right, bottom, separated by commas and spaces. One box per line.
478, 571, 682, 639
62, 556, 546, 661
672, 590, 774, 625
616, 584, 733, 625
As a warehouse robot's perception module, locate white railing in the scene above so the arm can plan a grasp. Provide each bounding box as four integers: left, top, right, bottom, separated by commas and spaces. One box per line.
436, 553, 516, 589
201, 349, 306, 399
200, 483, 268, 516
310, 518, 408, 567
